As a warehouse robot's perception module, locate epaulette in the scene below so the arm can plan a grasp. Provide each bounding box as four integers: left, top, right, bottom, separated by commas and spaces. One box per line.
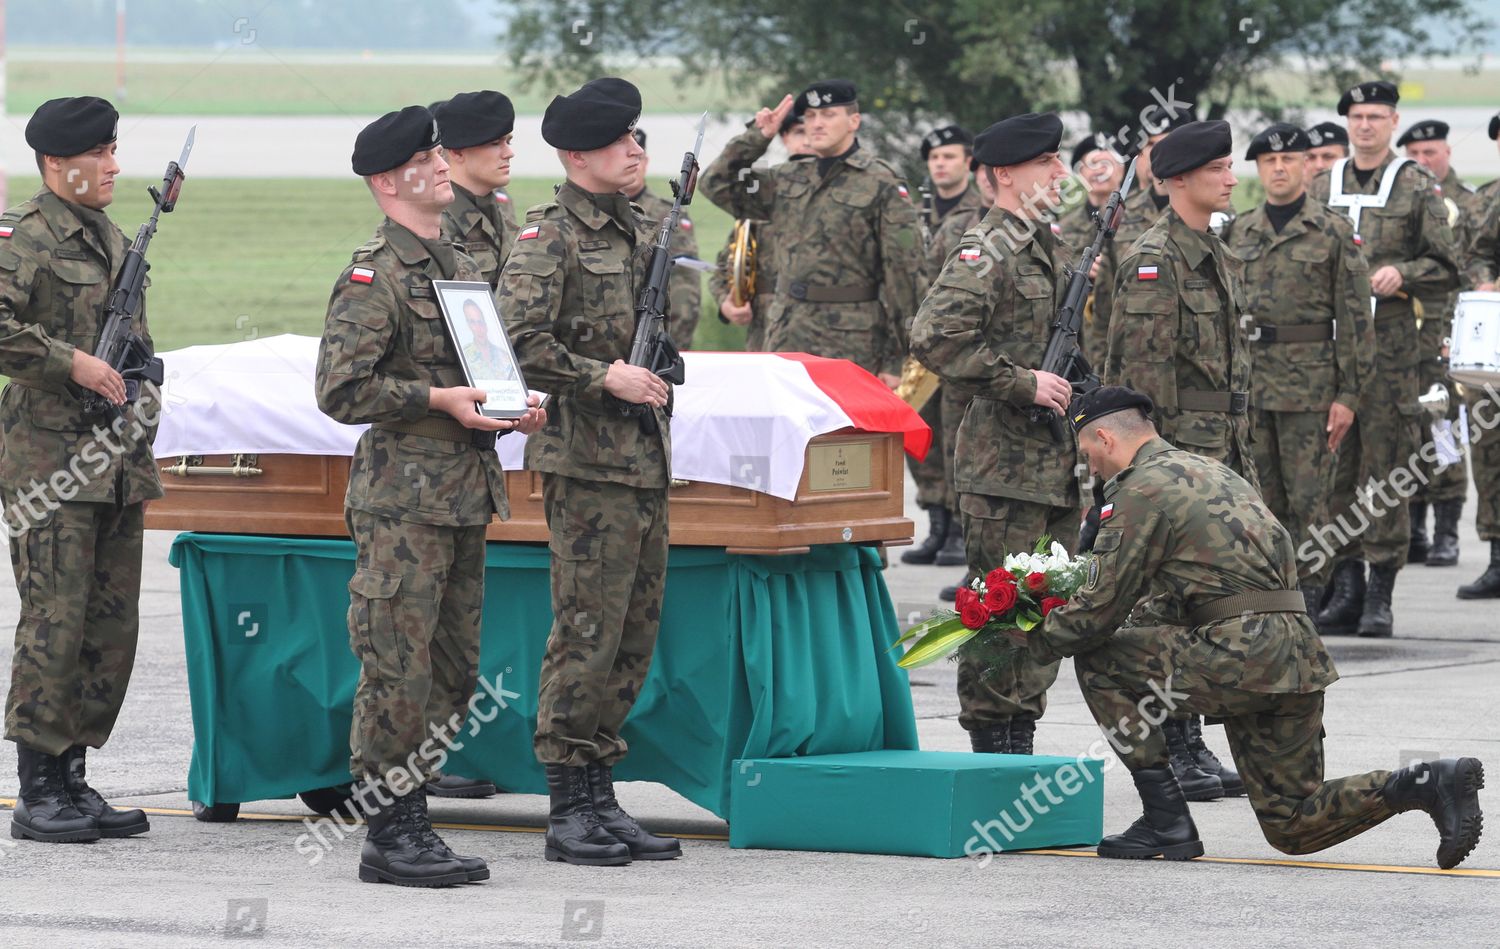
867, 156, 905, 181
525, 201, 561, 223
351, 234, 386, 262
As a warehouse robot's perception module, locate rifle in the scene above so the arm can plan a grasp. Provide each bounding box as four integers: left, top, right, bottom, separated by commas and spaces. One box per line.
614, 113, 703, 433
1027, 156, 1137, 442
82, 126, 195, 419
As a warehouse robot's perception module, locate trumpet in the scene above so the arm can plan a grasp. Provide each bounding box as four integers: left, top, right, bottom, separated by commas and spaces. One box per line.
728, 219, 758, 307
895, 355, 940, 411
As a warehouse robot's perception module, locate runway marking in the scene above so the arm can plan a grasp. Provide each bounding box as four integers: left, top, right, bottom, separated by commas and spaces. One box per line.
2, 799, 1493, 875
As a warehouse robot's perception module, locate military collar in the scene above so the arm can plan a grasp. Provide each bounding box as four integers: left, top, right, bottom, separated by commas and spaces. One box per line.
381, 217, 440, 266
1104, 436, 1175, 496
448, 181, 500, 236
34, 188, 92, 246
979, 205, 1052, 260
1166, 208, 1216, 270
1241, 192, 1321, 239
557, 180, 636, 235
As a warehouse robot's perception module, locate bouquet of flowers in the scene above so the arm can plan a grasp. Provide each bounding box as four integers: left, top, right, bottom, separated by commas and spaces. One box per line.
894, 537, 1092, 673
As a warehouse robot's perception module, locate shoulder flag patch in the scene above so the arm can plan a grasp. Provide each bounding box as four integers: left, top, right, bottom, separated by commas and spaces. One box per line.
1050, 222, 1062, 235
958, 247, 983, 262
897, 184, 910, 199
494, 191, 510, 204
0, 226, 13, 238
679, 218, 693, 231
1137, 265, 1159, 281
1353, 233, 1363, 246
1099, 502, 1115, 520
518, 223, 542, 241
349, 267, 375, 285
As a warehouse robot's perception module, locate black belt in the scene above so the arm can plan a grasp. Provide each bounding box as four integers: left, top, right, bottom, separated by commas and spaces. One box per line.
1254, 323, 1335, 343
776, 276, 878, 303
1177, 389, 1250, 414
1187, 590, 1307, 626
374, 416, 497, 450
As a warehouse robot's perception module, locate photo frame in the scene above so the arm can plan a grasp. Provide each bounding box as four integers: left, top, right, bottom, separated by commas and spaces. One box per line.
432, 279, 530, 419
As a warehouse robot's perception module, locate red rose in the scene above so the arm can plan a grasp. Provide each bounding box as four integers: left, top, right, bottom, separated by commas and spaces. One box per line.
1040, 596, 1067, 616
1025, 572, 1049, 594
985, 567, 1016, 589
984, 581, 1018, 614
954, 587, 992, 629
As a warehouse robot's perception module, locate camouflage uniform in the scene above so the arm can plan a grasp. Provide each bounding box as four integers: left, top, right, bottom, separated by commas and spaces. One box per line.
1032, 438, 1404, 856
633, 185, 702, 349
1094, 187, 1170, 370
701, 128, 925, 377
498, 182, 671, 768
0, 190, 162, 757
440, 182, 517, 288
1467, 188, 1500, 544
1309, 158, 1459, 569
1225, 198, 1376, 585
707, 219, 777, 351
315, 218, 509, 783
911, 206, 1080, 728
1106, 208, 1258, 487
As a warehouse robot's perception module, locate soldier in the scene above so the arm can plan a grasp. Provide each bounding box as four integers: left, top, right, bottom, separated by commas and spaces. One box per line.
459, 299, 518, 382
709, 112, 808, 352
1107, 119, 1252, 802
497, 78, 683, 866
315, 105, 545, 886
701, 79, 925, 387
1225, 124, 1376, 617
436, 91, 519, 288
1399, 119, 1480, 567
624, 127, 703, 349
2, 96, 157, 844
1304, 122, 1350, 177
1308, 81, 1460, 638
910, 112, 1078, 756
1057, 135, 1125, 370
1025, 385, 1485, 869
904, 124, 983, 569
1461, 157, 1500, 599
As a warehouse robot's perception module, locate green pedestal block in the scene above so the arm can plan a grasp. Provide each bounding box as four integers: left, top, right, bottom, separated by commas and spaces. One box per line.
728, 750, 1104, 857
169, 533, 918, 819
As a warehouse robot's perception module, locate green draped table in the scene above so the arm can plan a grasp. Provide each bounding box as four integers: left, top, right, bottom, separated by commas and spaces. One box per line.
169, 533, 919, 819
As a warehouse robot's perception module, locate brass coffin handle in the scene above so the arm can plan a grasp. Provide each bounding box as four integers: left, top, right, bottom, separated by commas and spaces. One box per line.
161, 453, 264, 478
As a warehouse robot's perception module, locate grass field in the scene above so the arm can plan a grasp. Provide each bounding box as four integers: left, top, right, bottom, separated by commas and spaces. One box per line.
2, 174, 745, 354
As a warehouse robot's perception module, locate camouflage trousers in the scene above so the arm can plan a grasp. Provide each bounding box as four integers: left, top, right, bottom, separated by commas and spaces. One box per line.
957, 494, 1076, 727
344, 509, 485, 783
536, 474, 668, 767
1467, 387, 1500, 541
1075, 625, 1397, 855
5, 500, 144, 756
907, 384, 967, 511
1411, 347, 1468, 505
1322, 360, 1422, 569
1251, 409, 1337, 586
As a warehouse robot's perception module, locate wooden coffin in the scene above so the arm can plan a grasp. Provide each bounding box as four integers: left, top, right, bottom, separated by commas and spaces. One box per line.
144, 428, 913, 556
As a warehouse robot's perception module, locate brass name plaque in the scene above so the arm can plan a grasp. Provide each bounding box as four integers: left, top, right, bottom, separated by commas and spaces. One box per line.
807, 442, 872, 491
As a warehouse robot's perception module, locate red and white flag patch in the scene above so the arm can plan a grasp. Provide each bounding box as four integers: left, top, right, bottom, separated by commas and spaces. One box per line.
897, 184, 910, 199
679, 218, 693, 231
518, 223, 542, 241
349, 267, 375, 285
1353, 233, 1363, 246
958, 247, 983, 262
1099, 502, 1114, 520
0, 226, 13, 239
1137, 265, 1159, 281
1050, 222, 1062, 236
495, 191, 510, 204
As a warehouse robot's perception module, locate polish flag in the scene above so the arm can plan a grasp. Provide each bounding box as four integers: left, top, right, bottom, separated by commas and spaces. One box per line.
1137, 266, 1159, 281
518, 224, 542, 241
349, 267, 374, 285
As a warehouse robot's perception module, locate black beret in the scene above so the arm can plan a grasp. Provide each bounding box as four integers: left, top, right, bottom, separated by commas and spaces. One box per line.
1305, 121, 1349, 149
1150, 120, 1233, 179
633, 128, 647, 149
352, 106, 440, 176
1490, 111, 1500, 141
26, 96, 119, 158
1245, 123, 1309, 161
434, 90, 515, 150
1070, 133, 1117, 171
921, 125, 973, 160
1396, 119, 1449, 147
541, 77, 642, 151
1141, 103, 1197, 138
1069, 385, 1156, 434
794, 79, 857, 117
972, 112, 1063, 168
1337, 80, 1398, 116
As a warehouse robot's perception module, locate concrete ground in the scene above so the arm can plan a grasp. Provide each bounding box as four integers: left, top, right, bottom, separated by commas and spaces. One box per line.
1, 470, 1498, 948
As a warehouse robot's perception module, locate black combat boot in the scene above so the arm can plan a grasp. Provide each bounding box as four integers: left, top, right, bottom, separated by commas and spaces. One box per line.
1457, 541, 1500, 599
1162, 719, 1224, 801
585, 763, 681, 860
1301, 584, 1325, 631
1009, 714, 1037, 755
358, 788, 469, 887
10, 745, 100, 843
1382, 757, 1485, 869
425, 770, 497, 798
1317, 559, 1366, 635
60, 746, 149, 838
1096, 765, 1205, 860
1184, 717, 1245, 797
544, 764, 631, 866
935, 518, 967, 567
968, 723, 1011, 754
1426, 499, 1462, 567
1408, 500, 1430, 564
409, 787, 489, 882
1357, 564, 1397, 638
901, 507, 950, 565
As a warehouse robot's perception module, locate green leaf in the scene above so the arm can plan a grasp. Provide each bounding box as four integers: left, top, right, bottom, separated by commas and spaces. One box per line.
888, 612, 956, 652
1015, 611, 1042, 631
897, 618, 983, 669
1033, 534, 1052, 555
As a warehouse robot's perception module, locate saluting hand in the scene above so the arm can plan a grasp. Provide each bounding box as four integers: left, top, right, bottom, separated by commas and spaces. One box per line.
1031, 370, 1072, 415
605, 360, 669, 408
70, 349, 127, 405
754, 95, 796, 140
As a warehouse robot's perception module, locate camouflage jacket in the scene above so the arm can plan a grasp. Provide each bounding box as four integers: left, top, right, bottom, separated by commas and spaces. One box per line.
1469, 182, 1500, 288
632, 185, 702, 349
1107, 208, 1256, 481
315, 217, 507, 527
910, 206, 1078, 508
1095, 185, 1170, 351
498, 181, 670, 489
1416, 167, 1482, 329
922, 182, 986, 244
440, 182, 517, 289
0, 189, 162, 506
1309, 155, 1458, 366
925, 198, 987, 277
1224, 197, 1376, 413
708, 218, 778, 352
701, 128, 925, 376
1032, 437, 1339, 695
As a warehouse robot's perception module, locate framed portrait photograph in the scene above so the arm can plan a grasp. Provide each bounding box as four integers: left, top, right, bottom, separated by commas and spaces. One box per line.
432, 280, 530, 419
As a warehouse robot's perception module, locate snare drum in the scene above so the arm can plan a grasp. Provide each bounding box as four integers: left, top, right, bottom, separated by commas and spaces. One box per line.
1450, 292, 1500, 388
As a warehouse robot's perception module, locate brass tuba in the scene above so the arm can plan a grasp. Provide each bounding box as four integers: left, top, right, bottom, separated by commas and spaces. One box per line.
729, 219, 758, 306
